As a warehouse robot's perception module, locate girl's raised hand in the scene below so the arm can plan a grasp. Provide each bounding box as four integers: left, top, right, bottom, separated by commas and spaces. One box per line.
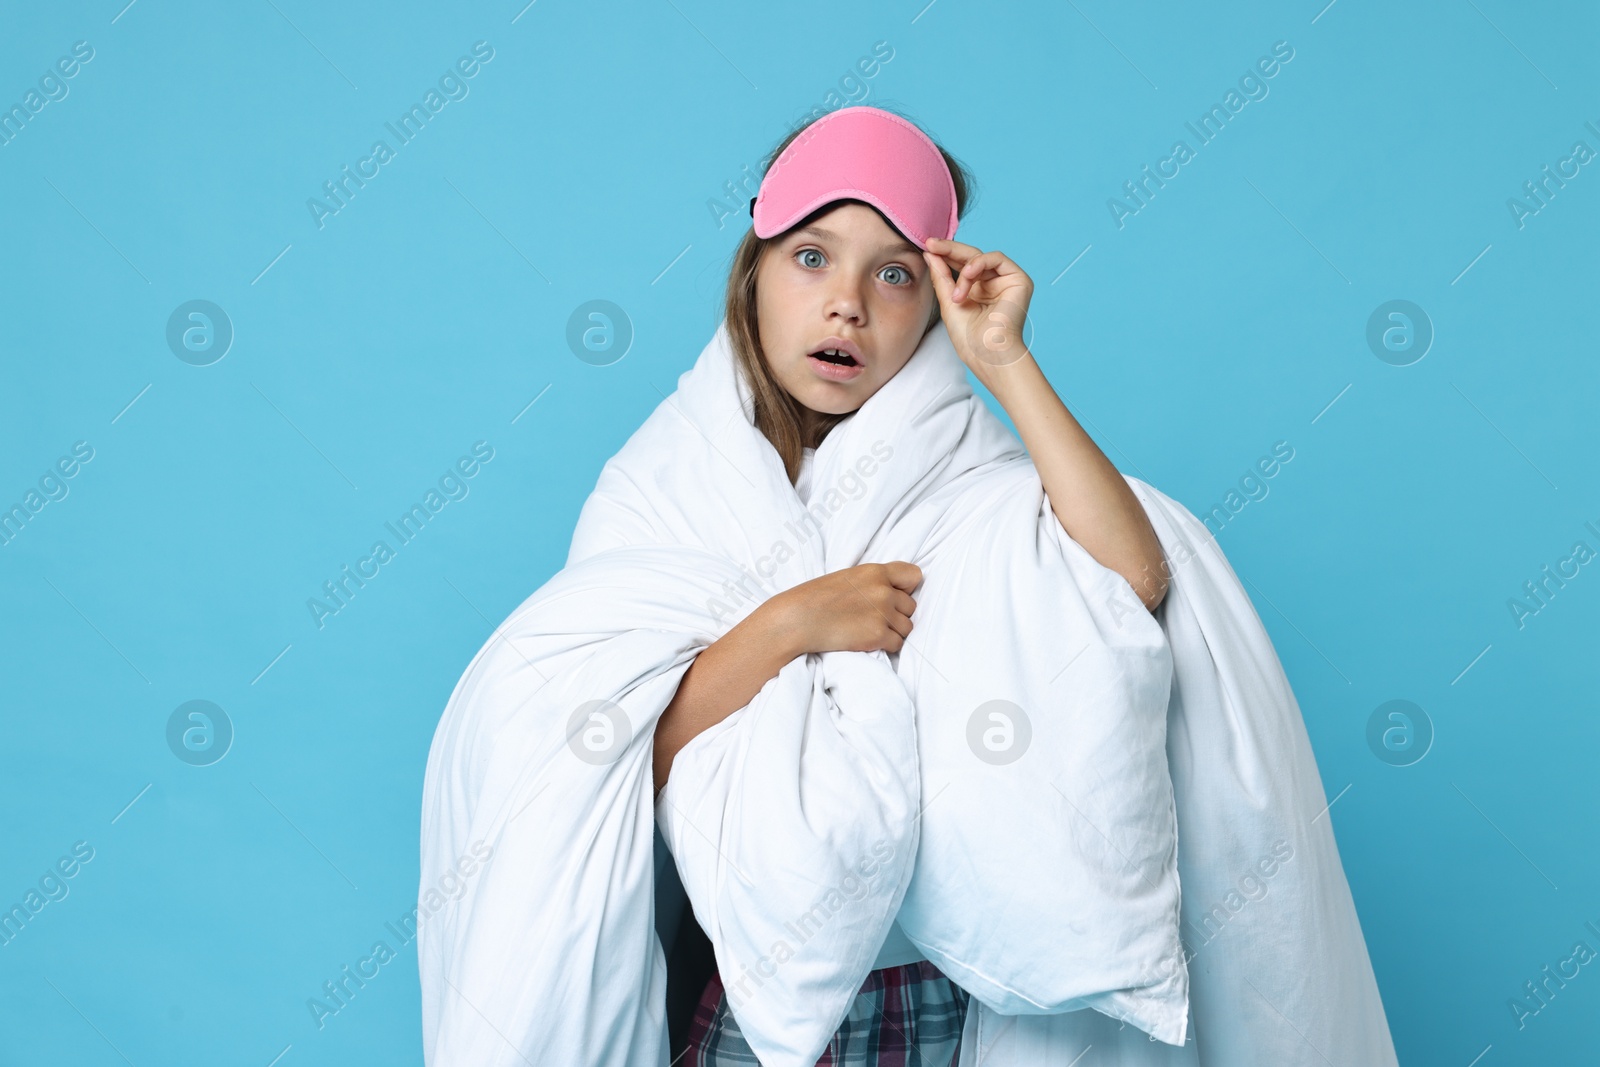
772, 561, 923, 656
923, 238, 1034, 374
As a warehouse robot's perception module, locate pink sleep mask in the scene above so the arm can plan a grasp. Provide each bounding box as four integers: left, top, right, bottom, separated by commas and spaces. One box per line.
750, 106, 959, 251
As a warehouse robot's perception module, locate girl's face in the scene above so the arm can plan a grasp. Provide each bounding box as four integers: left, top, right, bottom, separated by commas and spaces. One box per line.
755, 201, 939, 421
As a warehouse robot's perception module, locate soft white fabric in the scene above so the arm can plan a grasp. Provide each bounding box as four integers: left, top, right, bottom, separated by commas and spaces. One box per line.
793, 444, 817, 503
417, 319, 1395, 1066
634, 324, 1187, 1046
872, 919, 926, 970
953, 478, 1399, 1066
798, 443, 926, 977
881, 462, 1182, 1032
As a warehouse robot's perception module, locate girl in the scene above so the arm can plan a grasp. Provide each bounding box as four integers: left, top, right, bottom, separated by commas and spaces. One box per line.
653, 104, 1171, 1066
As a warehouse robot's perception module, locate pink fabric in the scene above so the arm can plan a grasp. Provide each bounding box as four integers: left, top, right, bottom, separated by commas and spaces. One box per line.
752, 106, 959, 250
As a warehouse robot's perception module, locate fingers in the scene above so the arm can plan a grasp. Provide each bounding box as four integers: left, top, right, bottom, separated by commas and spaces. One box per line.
955, 250, 1007, 280
866, 576, 916, 622
925, 239, 989, 276
922, 250, 957, 308
881, 560, 923, 593
926, 237, 983, 263
882, 610, 912, 643
821, 562, 924, 654
924, 242, 978, 303
926, 240, 1026, 304
953, 252, 1022, 303
952, 261, 994, 303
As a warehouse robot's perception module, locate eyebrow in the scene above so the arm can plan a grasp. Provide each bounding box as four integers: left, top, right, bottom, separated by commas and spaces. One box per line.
792, 224, 919, 257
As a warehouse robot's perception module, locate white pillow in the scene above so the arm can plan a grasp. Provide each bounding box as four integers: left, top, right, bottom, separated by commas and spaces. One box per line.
888, 461, 1189, 1044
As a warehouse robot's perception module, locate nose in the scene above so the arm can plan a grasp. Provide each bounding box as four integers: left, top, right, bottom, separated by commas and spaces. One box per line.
823, 269, 867, 326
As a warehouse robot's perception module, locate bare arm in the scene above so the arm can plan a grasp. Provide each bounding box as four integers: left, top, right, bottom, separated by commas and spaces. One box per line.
652, 561, 922, 794
923, 237, 1169, 613
652, 603, 802, 796
977, 355, 1169, 613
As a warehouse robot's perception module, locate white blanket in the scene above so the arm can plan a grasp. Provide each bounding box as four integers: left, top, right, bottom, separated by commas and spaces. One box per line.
418, 321, 1397, 1066
951, 473, 1400, 1065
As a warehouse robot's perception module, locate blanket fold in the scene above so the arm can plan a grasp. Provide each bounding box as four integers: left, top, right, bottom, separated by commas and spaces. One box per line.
952, 475, 1399, 1065
418, 320, 1396, 1066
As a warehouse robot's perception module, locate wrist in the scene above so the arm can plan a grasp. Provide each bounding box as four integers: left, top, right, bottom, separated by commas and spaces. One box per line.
966, 346, 1040, 399
751, 590, 809, 662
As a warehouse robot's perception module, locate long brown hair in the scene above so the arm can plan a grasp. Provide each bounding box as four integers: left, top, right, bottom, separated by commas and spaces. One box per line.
723, 107, 976, 484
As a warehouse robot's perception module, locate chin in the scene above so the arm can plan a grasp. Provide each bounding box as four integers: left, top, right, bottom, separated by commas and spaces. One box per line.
799, 389, 861, 415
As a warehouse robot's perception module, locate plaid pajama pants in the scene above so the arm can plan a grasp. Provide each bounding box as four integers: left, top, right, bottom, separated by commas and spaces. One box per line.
682, 960, 971, 1066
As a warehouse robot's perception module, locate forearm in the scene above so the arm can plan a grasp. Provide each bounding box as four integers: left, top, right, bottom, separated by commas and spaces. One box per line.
972, 352, 1168, 612
652, 602, 802, 794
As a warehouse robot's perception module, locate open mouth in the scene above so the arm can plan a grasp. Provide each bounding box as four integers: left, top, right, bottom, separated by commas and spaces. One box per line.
805, 337, 866, 381
809, 348, 859, 367
806, 345, 866, 381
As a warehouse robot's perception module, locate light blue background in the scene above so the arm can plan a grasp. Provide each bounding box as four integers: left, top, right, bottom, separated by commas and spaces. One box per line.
2, 1, 1596, 1064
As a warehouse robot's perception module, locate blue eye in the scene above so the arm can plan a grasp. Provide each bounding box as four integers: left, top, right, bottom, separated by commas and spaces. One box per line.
794, 248, 912, 286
